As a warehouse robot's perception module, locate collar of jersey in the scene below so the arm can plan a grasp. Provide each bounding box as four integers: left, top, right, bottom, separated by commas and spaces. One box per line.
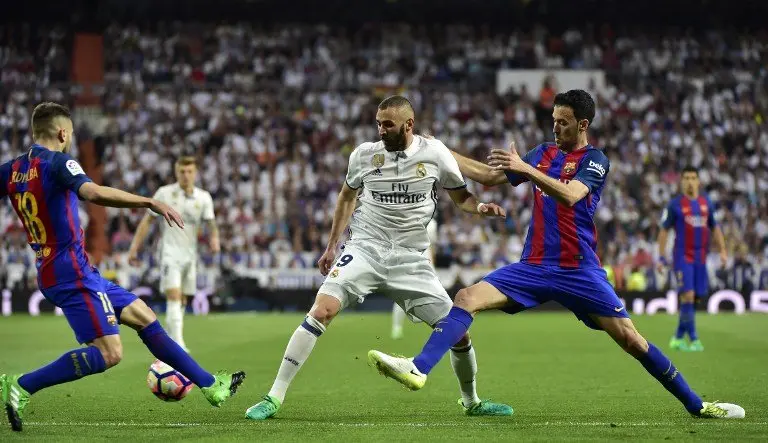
30, 144, 50, 151
173, 183, 196, 198
387, 135, 422, 158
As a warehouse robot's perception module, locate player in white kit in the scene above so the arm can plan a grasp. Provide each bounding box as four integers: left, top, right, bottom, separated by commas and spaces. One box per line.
245, 96, 513, 420
127, 156, 219, 351
391, 218, 438, 339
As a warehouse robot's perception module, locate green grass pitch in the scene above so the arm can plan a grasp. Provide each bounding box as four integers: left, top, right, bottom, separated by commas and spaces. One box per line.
1, 312, 766, 441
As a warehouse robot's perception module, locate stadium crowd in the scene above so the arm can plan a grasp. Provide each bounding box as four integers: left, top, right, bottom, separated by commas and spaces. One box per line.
2, 22, 768, 293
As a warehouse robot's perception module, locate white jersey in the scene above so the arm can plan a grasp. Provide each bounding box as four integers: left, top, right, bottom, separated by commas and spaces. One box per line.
149, 183, 215, 263
345, 135, 465, 251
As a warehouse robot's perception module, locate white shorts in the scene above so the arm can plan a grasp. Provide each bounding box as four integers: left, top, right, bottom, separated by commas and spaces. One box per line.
160, 260, 197, 295
317, 241, 451, 326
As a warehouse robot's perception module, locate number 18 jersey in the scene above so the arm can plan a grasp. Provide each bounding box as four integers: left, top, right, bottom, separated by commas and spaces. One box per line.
0, 144, 94, 289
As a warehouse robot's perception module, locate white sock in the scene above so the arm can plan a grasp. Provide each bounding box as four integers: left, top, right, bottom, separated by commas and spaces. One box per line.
166, 300, 184, 345
268, 316, 325, 403
450, 341, 480, 407
392, 303, 405, 333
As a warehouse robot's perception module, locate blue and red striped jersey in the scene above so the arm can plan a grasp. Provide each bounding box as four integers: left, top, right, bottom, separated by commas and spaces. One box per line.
661, 194, 716, 265
505, 143, 609, 268
0, 144, 94, 289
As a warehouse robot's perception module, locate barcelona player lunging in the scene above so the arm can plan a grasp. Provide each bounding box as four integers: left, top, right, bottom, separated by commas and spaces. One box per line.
0, 103, 245, 432
368, 90, 743, 419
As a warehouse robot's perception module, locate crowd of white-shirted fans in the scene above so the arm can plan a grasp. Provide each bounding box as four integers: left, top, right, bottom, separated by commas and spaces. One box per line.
2, 22, 768, 295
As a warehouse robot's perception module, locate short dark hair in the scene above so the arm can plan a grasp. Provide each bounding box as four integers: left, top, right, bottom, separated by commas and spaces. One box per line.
378, 95, 414, 113
682, 166, 698, 176
553, 90, 595, 125
31, 102, 71, 140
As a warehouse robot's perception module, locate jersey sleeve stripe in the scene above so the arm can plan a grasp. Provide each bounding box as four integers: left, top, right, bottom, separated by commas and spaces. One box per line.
443, 184, 467, 190
345, 179, 361, 190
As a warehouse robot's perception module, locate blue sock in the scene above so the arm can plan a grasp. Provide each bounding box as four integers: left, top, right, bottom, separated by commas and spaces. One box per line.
676, 302, 694, 339
636, 343, 702, 414
412, 307, 473, 374
686, 303, 698, 341
17, 346, 106, 395
138, 320, 215, 388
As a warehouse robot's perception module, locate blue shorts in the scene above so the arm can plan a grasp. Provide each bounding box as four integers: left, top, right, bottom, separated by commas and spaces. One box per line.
483, 262, 629, 330
42, 271, 139, 344
674, 262, 708, 297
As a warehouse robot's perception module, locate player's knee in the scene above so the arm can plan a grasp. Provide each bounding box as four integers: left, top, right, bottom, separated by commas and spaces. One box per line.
454, 332, 471, 348
308, 301, 339, 326
454, 288, 479, 313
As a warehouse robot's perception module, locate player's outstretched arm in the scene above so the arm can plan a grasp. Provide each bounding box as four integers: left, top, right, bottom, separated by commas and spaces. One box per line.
317, 182, 359, 275
446, 187, 506, 218
450, 150, 507, 186
78, 182, 184, 228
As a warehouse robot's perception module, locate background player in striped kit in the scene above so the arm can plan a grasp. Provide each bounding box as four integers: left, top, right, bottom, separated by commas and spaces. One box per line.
658, 166, 727, 351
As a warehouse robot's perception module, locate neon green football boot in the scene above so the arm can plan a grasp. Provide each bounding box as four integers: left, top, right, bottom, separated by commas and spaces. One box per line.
687, 339, 704, 352
245, 395, 282, 420
669, 336, 689, 351
200, 371, 246, 407
458, 398, 514, 417
1, 374, 30, 432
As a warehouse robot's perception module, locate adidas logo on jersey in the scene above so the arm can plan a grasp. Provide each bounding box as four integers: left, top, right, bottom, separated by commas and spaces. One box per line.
587, 160, 606, 177
371, 168, 383, 176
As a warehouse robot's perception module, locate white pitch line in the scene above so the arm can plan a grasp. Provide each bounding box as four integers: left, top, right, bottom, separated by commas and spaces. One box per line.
25, 421, 768, 428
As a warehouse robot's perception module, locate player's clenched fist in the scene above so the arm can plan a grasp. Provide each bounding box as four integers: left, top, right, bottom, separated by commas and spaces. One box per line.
317, 248, 336, 276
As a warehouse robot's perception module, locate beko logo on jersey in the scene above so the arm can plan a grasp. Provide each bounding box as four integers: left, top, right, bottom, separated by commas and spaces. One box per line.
10, 167, 39, 183
586, 160, 606, 177
684, 215, 707, 228
370, 183, 428, 204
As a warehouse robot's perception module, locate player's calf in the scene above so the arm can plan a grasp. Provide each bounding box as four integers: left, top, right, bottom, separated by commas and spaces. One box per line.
90, 335, 124, 368
595, 315, 649, 358
246, 295, 338, 419
2, 344, 109, 431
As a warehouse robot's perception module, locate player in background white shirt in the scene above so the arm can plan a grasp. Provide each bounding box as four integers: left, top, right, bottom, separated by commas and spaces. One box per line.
127, 157, 220, 351
245, 96, 512, 421
391, 218, 438, 339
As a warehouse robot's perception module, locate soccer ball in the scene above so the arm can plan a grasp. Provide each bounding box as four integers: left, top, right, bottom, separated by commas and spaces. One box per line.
147, 359, 194, 401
